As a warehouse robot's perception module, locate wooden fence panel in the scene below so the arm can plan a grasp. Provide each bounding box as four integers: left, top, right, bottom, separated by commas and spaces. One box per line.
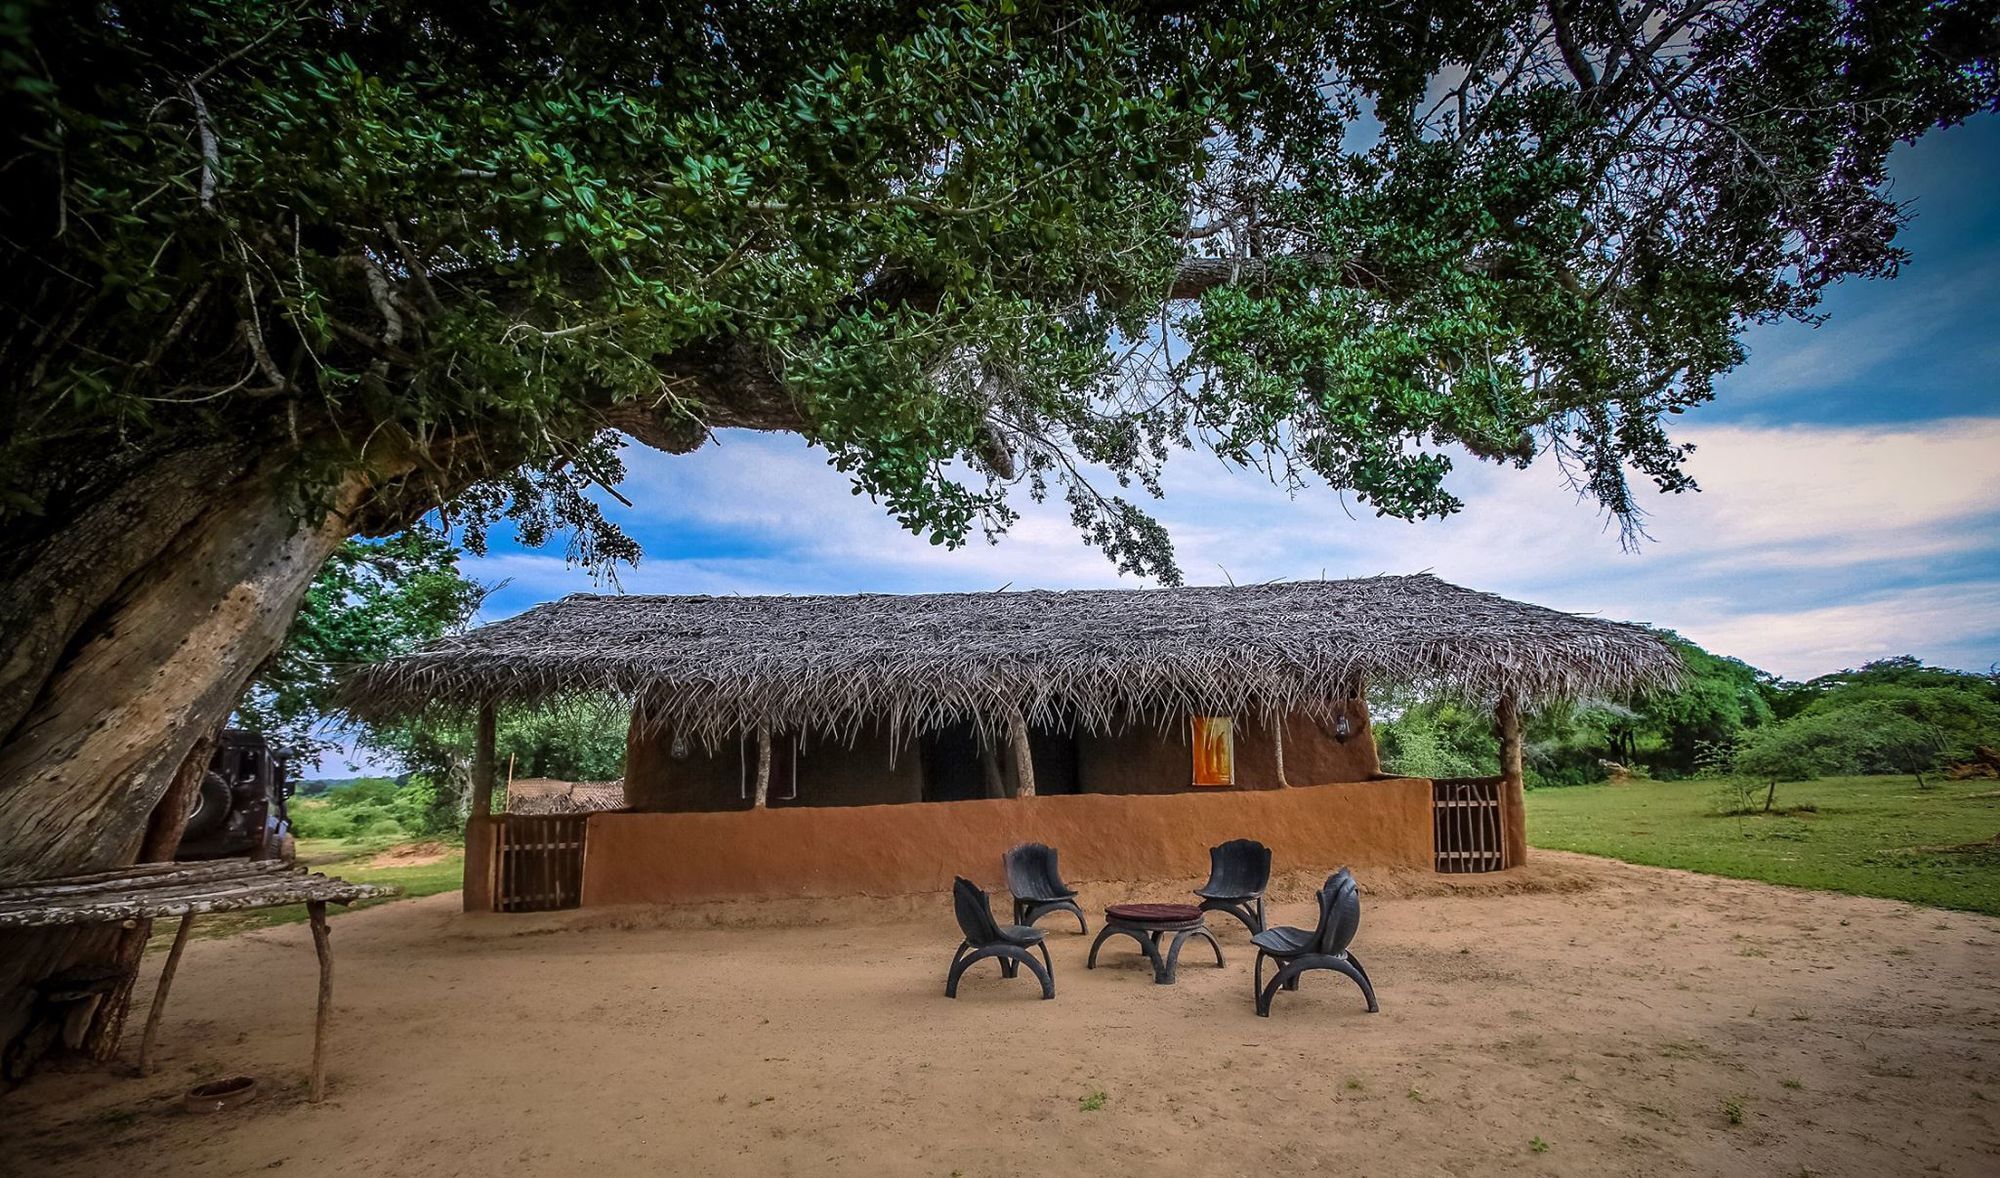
1431, 777, 1504, 874
491, 815, 588, 912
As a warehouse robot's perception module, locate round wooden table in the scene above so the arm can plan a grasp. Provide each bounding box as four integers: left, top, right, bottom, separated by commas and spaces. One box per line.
1086, 902, 1225, 985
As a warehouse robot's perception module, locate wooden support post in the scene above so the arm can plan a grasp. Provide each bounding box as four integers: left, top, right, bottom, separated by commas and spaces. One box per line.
752, 723, 772, 808
1006, 706, 1036, 799
464, 703, 498, 912
307, 900, 333, 1103
1273, 718, 1291, 787
1495, 691, 1527, 868
470, 703, 496, 820
136, 912, 194, 1077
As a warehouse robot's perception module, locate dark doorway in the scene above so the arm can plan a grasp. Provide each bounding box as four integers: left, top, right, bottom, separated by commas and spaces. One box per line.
921, 721, 1083, 800
1026, 726, 1081, 795
921, 722, 988, 802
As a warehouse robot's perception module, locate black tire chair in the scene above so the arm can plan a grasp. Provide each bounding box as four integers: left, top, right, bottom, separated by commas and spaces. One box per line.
945, 876, 1055, 1000
1250, 869, 1378, 1017
1193, 838, 1272, 934
1003, 842, 1088, 934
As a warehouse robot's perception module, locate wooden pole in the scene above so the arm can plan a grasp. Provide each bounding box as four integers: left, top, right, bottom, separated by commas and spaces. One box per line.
1005, 706, 1036, 799
471, 704, 496, 820
136, 912, 194, 1076
1273, 717, 1291, 787
1495, 691, 1527, 868
307, 900, 333, 1102
752, 724, 772, 808
464, 703, 497, 912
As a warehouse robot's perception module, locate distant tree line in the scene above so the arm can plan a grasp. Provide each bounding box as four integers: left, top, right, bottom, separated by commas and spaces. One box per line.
1377, 646, 2000, 793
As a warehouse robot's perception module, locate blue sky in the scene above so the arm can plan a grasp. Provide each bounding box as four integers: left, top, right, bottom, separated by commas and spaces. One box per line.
314, 116, 1999, 778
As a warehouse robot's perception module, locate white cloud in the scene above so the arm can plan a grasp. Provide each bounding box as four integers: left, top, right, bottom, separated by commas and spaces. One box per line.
1665, 582, 2000, 679
462, 416, 2000, 681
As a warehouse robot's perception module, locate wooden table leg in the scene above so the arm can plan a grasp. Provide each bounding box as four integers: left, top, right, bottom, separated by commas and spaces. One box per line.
137, 913, 194, 1077
307, 900, 332, 1102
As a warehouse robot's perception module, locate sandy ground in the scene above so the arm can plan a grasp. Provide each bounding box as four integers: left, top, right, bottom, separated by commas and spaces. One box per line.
4, 852, 1998, 1177
361, 841, 453, 870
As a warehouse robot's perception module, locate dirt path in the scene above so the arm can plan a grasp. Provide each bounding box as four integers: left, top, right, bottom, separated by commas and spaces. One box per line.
5, 852, 1997, 1176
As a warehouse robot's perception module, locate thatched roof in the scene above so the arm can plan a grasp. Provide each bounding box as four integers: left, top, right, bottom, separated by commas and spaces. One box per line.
343, 575, 1681, 742
506, 781, 627, 815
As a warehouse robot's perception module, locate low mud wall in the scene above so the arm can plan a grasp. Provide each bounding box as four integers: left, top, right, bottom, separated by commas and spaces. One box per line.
578, 777, 1433, 906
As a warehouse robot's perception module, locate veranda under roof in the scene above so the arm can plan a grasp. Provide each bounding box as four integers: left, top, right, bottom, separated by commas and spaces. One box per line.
343, 575, 1682, 743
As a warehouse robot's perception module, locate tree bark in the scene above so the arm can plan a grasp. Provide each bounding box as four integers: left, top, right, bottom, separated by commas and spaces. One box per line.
0, 457, 381, 1060
1006, 707, 1036, 799
470, 704, 496, 820
77, 730, 222, 1061
752, 724, 772, 808
1273, 718, 1291, 787
1495, 692, 1527, 868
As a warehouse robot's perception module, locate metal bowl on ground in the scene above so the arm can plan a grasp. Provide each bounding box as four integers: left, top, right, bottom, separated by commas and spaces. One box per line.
184, 1075, 257, 1113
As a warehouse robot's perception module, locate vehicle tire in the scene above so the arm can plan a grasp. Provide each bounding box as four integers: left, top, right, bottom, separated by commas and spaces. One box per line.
269, 831, 298, 865
182, 771, 232, 840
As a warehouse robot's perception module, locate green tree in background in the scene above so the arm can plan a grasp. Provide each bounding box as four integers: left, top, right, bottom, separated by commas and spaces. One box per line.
235, 531, 486, 760
1731, 663, 2000, 801
1376, 633, 1780, 785
354, 697, 629, 834
1374, 696, 1498, 780
1639, 638, 1774, 774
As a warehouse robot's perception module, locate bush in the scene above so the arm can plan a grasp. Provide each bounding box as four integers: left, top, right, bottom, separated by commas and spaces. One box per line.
1375, 702, 1494, 779
1731, 699, 1959, 807
287, 776, 443, 843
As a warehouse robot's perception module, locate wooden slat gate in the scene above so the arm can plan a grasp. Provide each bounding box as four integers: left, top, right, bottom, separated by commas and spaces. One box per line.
492, 815, 588, 912
1432, 777, 1505, 873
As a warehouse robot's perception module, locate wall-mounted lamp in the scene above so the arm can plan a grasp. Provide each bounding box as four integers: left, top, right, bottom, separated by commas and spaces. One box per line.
670, 732, 689, 759
1333, 712, 1353, 743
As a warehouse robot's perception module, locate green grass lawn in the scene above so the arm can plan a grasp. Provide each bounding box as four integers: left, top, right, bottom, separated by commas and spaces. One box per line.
159, 837, 463, 943
1527, 774, 2000, 916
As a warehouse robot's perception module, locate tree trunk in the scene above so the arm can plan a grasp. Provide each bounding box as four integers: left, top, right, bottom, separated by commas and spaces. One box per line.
470, 704, 496, 820
1273, 718, 1291, 787
1764, 778, 1778, 812
78, 729, 222, 1061
752, 724, 772, 808
1495, 692, 1527, 868
1006, 707, 1036, 799
0, 456, 379, 1063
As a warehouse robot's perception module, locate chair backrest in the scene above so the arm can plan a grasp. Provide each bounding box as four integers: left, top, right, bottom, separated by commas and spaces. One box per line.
1204, 838, 1273, 894
1312, 869, 1362, 956
952, 876, 1005, 946
1004, 842, 1065, 898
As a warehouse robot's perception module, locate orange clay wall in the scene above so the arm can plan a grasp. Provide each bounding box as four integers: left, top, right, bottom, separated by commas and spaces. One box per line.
578, 776, 1433, 906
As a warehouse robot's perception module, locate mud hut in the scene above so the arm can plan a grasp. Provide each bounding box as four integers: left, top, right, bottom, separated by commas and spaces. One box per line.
345, 576, 1680, 910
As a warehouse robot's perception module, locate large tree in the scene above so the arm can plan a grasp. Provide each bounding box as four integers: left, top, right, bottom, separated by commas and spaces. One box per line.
1, 0, 1993, 1045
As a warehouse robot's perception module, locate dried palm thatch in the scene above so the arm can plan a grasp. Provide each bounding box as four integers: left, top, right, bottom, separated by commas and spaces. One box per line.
343, 575, 1681, 745
506, 782, 626, 815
